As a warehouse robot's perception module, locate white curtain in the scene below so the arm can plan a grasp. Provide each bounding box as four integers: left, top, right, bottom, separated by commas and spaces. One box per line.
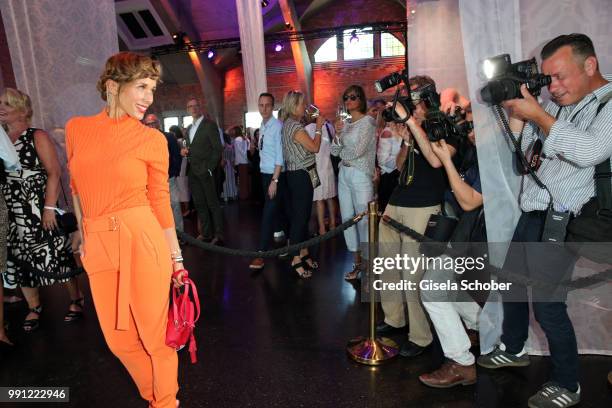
235, 0, 268, 112
458, 0, 611, 355
1, 0, 118, 129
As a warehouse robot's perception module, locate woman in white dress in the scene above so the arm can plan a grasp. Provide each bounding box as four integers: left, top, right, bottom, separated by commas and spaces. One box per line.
305, 118, 337, 235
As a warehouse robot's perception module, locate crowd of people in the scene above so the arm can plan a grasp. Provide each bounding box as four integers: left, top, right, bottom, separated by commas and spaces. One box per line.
0, 32, 610, 408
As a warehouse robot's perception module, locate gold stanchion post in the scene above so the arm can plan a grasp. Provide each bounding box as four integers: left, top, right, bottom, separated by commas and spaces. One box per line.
346, 201, 399, 365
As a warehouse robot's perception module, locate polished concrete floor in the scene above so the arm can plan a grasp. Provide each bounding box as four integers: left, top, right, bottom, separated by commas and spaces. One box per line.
1, 200, 611, 408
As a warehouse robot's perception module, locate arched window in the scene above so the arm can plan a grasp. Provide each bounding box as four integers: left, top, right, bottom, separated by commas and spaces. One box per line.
381, 32, 405, 57
314, 36, 338, 62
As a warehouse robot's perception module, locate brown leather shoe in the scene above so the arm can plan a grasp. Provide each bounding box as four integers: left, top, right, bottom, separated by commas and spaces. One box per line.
419, 360, 476, 388
467, 329, 480, 348
249, 258, 265, 270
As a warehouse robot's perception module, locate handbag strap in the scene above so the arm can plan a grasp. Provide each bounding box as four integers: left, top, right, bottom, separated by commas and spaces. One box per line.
187, 278, 201, 323
594, 101, 612, 210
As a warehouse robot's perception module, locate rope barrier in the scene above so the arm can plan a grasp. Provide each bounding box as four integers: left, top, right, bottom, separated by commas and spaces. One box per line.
16, 210, 610, 291
19, 211, 367, 280
381, 215, 612, 292
176, 211, 366, 258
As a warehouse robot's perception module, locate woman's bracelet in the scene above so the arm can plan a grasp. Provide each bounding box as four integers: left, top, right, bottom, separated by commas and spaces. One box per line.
171, 250, 183, 264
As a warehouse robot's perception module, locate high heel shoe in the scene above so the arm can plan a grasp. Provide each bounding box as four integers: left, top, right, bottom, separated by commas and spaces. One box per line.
291, 261, 312, 279
64, 297, 84, 322
344, 263, 362, 281
300, 254, 318, 270
23, 305, 42, 332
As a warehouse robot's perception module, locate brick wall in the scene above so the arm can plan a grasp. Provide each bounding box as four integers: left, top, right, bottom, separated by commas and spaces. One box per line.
154, 0, 407, 129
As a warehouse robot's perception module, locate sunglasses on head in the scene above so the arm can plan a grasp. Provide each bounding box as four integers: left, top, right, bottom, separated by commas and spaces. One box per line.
343, 94, 359, 102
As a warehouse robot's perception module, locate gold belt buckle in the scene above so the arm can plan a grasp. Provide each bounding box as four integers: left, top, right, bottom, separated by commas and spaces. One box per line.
108, 216, 119, 231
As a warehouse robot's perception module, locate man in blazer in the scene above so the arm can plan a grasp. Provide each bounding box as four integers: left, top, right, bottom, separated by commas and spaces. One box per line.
185, 97, 224, 245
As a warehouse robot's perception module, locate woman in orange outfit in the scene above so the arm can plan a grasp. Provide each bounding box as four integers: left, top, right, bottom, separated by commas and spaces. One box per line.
66, 52, 186, 408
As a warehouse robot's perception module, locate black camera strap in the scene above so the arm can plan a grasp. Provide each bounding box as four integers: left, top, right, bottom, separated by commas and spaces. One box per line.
492, 105, 553, 205
399, 139, 415, 186
494, 97, 610, 219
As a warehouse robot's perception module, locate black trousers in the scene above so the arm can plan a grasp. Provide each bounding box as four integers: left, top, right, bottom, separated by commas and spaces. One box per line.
285, 170, 313, 256
188, 170, 224, 239
258, 173, 285, 251
378, 169, 399, 212
500, 211, 578, 390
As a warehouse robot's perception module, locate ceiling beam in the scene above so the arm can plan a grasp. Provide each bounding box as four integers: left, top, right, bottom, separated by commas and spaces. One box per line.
279, 0, 313, 102
299, 0, 335, 22
155, 0, 226, 126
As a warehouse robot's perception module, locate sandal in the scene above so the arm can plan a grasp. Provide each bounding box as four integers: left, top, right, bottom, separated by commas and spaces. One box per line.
301, 254, 318, 270
291, 261, 312, 279
64, 297, 84, 322
23, 305, 42, 332
344, 263, 362, 281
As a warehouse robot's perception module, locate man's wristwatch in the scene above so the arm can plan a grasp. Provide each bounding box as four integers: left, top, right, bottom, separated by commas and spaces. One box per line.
272, 178, 279, 183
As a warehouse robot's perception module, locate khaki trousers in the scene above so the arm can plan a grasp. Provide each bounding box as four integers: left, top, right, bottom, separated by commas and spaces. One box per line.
379, 203, 439, 347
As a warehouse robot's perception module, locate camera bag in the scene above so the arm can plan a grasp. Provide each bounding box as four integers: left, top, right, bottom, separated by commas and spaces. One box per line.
565, 156, 612, 263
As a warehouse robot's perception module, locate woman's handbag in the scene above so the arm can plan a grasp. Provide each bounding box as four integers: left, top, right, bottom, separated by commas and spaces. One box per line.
56, 182, 78, 234
305, 162, 321, 189
55, 207, 78, 234
166, 270, 201, 364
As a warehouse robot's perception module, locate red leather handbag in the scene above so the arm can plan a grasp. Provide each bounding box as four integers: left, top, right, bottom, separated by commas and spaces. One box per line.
165, 270, 200, 363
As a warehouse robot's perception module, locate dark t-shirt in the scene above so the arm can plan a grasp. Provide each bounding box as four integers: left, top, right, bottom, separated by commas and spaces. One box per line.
445, 163, 481, 216
388, 139, 458, 208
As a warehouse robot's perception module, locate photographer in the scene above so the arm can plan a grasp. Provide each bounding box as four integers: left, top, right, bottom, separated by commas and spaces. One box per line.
377, 76, 459, 357
477, 34, 611, 407
418, 103, 483, 388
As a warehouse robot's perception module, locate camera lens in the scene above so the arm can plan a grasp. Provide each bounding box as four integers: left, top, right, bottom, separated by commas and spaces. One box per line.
481, 79, 521, 105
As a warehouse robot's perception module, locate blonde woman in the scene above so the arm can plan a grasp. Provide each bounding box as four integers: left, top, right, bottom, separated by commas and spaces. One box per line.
280, 90, 324, 278
0, 88, 83, 331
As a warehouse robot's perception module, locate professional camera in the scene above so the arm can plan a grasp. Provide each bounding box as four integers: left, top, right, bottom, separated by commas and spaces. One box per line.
448, 106, 474, 136
415, 84, 458, 142
374, 69, 408, 93
381, 95, 414, 123
480, 54, 551, 105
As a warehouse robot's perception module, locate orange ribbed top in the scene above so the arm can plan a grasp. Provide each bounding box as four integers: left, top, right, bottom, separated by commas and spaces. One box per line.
66, 110, 174, 229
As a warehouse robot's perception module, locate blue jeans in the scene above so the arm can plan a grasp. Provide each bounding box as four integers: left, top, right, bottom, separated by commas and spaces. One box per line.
258, 173, 285, 251
501, 211, 578, 390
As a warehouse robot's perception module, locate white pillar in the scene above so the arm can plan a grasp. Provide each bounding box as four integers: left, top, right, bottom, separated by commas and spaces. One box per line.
235, 0, 268, 112
0, 0, 118, 129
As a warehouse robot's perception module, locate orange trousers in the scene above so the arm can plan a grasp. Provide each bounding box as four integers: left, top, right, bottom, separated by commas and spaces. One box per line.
81, 206, 178, 408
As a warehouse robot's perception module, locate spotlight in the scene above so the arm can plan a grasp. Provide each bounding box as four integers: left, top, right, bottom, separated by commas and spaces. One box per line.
261, 0, 269, 7
172, 32, 186, 46
285, 22, 292, 30
274, 43, 283, 52
411, 9, 416, 14
207, 49, 215, 59
349, 30, 359, 44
